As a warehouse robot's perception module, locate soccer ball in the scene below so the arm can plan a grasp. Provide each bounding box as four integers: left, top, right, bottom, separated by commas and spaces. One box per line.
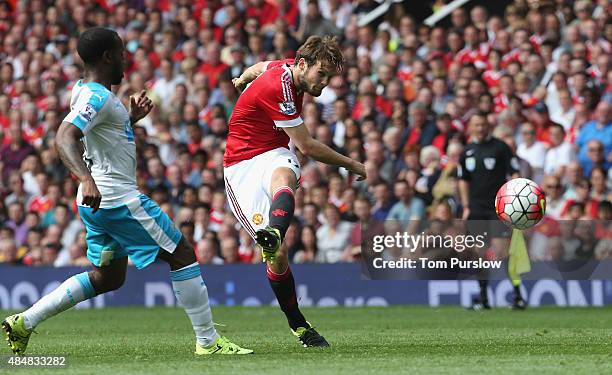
495, 178, 546, 230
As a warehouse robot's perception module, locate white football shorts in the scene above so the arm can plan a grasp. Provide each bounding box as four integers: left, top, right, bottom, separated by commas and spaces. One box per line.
223, 147, 301, 239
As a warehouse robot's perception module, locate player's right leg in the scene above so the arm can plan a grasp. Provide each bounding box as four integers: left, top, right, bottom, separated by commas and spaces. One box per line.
100, 192, 249, 355
88, 193, 251, 355
157, 237, 253, 354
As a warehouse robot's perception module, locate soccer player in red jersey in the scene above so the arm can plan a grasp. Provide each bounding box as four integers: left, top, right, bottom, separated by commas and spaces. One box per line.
225, 36, 366, 347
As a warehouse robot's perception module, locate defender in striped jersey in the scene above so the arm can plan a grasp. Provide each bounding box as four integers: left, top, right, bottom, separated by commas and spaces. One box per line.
225, 36, 366, 347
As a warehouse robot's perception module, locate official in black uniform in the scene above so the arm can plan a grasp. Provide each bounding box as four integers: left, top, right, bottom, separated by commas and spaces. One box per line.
458, 112, 524, 310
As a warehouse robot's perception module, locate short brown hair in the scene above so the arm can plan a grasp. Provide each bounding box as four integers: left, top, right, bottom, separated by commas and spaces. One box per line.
295, 35, 344, 73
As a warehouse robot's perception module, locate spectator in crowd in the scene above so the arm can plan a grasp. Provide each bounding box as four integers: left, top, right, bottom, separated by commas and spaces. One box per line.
543, 123, 574, 178
517, 122, 547, 182
220, 237, 241, 264
297, 0, 341, 41
293, 225, 318, 264
549, 89, 576, 130
0, 123, 35, 181
238, 228, 257, 263
525, 102, 554, 146
365, 140, 394, 183
590, 167, 612, 206
316, 204, 353, 263
40, 241, 60, 266
197, 236, 224, 265
4, 202, 27, 247
576, 101, 611, 176
0, 238, 20, 264
561, 178, 591, 218
583, 140, 611, 178
347, 196, 384, 261
49, 203, 83, 266
543, 174, 567, 220
387, 180, 425, 230
371, 182, 395, 222
146, 157, 170, 190
152, 59, 186, 113
67, 230, 89, 266
4, 172, 32, 210
406, 101, 437, 147
415, 145, 442, 206
562, 161, 585, 201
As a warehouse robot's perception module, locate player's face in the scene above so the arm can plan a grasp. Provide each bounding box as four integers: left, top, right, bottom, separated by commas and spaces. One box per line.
109, 37, 128, 85
299, 61, 332, 97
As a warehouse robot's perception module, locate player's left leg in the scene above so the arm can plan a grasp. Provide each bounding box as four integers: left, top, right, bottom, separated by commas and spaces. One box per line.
2, 256, 128, 354
2, 206, 129, 354
256, 167, 329, 348
110, 194, 250, 356
257, 167, 298, 264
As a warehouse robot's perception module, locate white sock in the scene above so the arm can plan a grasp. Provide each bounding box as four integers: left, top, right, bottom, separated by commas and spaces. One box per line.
170, 263, 218, 347
22, 272, 96, 330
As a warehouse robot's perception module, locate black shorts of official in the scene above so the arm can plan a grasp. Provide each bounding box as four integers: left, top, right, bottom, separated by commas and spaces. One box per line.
467, 212, 511, 239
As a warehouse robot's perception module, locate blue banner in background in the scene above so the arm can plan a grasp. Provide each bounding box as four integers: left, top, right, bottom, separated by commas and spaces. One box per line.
1, 264, 611, 309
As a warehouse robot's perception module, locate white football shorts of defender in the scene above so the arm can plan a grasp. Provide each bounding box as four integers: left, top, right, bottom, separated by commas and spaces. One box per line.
224, 147, 300, 240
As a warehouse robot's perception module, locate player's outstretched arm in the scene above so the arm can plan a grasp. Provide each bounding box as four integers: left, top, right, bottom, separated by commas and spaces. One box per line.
283, 124, 366, 180
55, 122, 102, 212
232, 61, 268, 92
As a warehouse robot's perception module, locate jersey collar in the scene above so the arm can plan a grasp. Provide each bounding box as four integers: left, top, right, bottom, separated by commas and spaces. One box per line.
284, 65, 300, 95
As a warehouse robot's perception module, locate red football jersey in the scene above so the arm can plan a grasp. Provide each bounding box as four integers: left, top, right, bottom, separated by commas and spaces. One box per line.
224, 59, 303, 167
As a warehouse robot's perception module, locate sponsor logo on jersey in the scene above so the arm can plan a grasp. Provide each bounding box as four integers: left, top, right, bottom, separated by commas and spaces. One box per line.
466, 157, 476, 171
484, 157, 496, 170
80, 103, 97, 123
252, 213, 264, 225
279, 101, 297, 116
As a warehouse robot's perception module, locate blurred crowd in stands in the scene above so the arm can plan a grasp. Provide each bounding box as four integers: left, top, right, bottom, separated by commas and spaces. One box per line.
0, 0, 610, 266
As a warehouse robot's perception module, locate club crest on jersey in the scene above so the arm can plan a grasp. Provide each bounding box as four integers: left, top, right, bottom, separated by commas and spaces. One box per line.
466, 157, 476, 171
79, 103, 97, 123
279, 101, 297, 116
484, 157, 496, 170
252, 213, 264, 225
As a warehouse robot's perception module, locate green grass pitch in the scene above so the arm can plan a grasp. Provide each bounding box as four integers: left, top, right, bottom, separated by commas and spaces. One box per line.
2, 306, 611, 374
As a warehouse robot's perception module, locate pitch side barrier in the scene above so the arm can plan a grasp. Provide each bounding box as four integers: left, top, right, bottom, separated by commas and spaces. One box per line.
0, 263, 611, 309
